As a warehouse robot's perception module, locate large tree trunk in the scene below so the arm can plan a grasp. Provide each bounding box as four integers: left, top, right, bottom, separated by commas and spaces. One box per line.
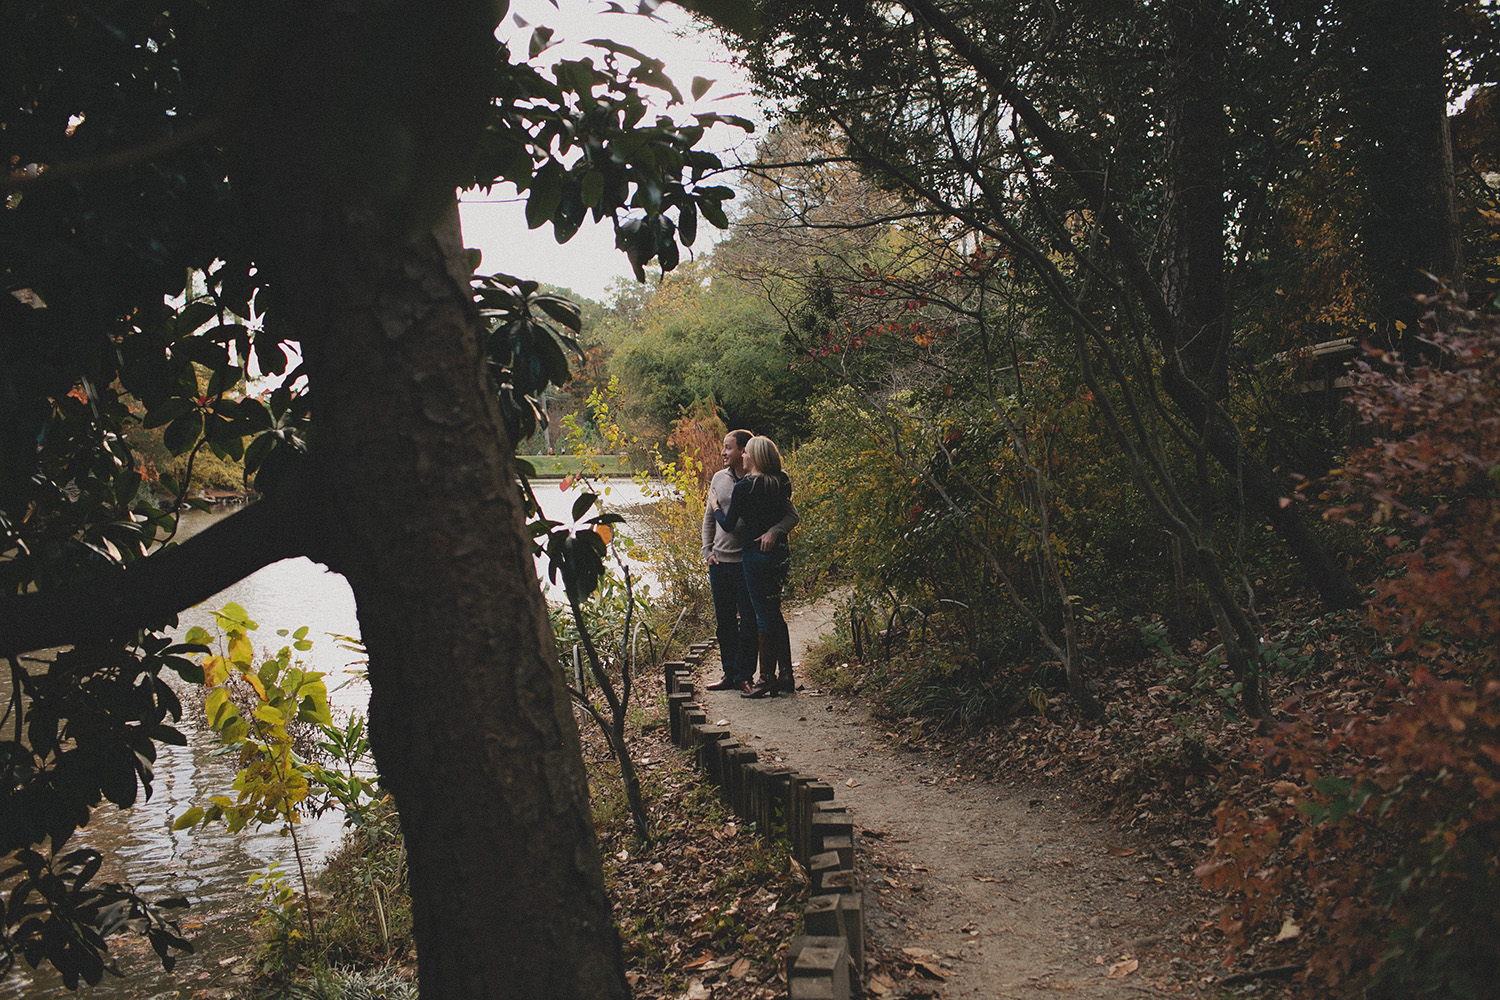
303, 204, 630, 999
221, 3, 632, 990
225, 3, 630, 991
1157, 0, 1362, 611
1160, 0, 1229, 403
1345, 0, 1464, 350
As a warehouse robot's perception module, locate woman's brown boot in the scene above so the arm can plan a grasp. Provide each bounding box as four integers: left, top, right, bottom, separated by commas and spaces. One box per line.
743, 632, 778, 698
775, 622, 795, 693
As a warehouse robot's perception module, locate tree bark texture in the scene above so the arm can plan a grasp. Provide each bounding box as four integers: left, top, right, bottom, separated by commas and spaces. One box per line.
1160, 0, 1229, 402
301, 205, 630, 999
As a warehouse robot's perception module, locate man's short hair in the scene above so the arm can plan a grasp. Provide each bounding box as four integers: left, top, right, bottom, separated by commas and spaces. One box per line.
729, 428, 753, 448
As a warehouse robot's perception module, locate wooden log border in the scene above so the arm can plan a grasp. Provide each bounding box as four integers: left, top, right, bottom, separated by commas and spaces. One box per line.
666, 645, 864, 1000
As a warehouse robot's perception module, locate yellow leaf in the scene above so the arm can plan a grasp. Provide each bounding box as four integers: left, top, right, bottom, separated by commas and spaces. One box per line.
205, 687, 236, 728
241, 671, 267, 701
203, 655, 229, 687
228, 632, 253, 667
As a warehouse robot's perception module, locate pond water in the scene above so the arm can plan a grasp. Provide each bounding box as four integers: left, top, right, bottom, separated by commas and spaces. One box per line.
3, 477, 658, 999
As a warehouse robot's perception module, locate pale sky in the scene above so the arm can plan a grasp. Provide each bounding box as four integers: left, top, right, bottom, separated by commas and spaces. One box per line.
458, 0, 765, 303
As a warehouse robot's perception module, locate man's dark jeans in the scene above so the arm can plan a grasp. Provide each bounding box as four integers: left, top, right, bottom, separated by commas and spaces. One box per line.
709, 560, 757, 684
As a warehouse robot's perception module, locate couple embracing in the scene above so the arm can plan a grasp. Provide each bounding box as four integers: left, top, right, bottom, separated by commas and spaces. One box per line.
702, 430, 798, 699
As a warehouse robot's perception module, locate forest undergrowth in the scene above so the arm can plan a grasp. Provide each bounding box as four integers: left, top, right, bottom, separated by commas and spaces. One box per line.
242, 683, 812, 1000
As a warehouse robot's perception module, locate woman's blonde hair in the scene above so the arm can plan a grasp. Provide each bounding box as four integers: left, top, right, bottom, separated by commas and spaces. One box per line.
745, 435, 783, 476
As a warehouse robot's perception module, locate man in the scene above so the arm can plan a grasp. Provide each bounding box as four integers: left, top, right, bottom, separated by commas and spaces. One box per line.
703, 429, 798, 693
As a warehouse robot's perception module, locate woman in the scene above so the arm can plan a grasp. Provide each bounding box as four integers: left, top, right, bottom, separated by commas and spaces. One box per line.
711, 435, 795, 698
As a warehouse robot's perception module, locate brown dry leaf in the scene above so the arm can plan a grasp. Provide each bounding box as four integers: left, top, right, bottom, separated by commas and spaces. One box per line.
902, 947, 937, 959
680, 980, 711, 1000
1106, 957, 1139, 979
910, 959, 947, 981
868, 972, 898, 995
846, 778, 860, 787
729, 957, 751, 979
682, 954, 714, 970
1105, 844, 1136, 857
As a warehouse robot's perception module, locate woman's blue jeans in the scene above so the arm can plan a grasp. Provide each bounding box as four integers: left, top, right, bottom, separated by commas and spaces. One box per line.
740, 543, 790, 633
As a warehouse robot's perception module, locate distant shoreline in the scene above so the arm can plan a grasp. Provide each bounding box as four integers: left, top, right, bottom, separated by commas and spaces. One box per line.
518, 454, 632, 479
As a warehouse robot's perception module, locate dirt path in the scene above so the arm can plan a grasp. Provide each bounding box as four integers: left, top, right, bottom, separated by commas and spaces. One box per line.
697, 596, 1217, 998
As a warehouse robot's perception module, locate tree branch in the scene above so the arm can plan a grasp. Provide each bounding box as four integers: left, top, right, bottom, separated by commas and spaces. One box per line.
896, 0, 1179, 341
0, 475, 319, 657
3, 115, 226, 194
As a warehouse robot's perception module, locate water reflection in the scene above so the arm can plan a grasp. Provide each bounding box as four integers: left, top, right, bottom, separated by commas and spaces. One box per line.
3, 477, 656, 998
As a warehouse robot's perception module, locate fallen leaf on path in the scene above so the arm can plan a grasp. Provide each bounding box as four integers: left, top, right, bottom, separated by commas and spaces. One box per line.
901, 947, 937, 959
846, 778, 860, 787
680, 980, 711, 1000
868, 972, 898, 994
1275, 917, 1301, 942
862, 827, 891, 838
729, 958, 751, 979
1105, 844, 1137, 857
682, 954, 714, 970
909, 959, 947, 981
1106, 957, 1139, 979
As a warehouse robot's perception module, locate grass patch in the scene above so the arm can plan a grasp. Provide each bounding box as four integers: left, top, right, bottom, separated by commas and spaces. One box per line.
518, 453, 631, 477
